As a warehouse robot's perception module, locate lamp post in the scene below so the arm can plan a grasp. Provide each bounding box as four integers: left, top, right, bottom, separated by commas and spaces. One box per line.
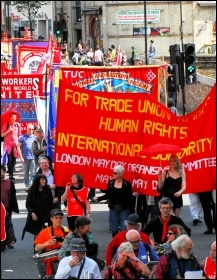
144, 1, 148, 65
179, 1, 186, 115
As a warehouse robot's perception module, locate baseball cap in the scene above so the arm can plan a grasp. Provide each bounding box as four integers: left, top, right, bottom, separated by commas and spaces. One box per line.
50, 209, 64, 217
68, 238, 87, 252
127, 214, 140, 225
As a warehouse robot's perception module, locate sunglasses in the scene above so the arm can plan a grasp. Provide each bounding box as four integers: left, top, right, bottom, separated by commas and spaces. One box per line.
28, 129, 34, 130
128, 239, 141, 245
113, 172, 118, 175
167, 232, 175, 235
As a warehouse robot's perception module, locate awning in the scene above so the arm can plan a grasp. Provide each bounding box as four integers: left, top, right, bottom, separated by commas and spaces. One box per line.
82, 6, 102, 15
197, 1, 216, 6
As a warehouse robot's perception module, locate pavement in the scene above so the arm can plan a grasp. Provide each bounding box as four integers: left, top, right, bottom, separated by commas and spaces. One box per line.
1, 161, 216, 279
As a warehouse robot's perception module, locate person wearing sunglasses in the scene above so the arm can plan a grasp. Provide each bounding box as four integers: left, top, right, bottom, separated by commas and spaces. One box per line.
17, 124, 36, 190
34, 209, 71, 279
93, 165, 134, 237
163, 224, 187, 255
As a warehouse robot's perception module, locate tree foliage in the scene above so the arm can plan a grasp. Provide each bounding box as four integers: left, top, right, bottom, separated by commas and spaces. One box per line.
12, 1, 46, 23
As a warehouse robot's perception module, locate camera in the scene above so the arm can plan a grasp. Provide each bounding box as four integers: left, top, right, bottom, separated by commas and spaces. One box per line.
55, 236, 64, 242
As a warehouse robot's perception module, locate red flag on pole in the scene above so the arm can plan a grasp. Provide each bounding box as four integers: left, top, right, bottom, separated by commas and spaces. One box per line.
37, 31, 53, 74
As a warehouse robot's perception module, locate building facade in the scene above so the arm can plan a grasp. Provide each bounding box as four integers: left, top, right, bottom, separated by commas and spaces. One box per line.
4, 1, 216, 58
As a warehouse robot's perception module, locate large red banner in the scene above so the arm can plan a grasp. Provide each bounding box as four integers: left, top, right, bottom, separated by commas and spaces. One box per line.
54, 81, 216, 195
1, 74, 43, 133
59, 66, 160, 100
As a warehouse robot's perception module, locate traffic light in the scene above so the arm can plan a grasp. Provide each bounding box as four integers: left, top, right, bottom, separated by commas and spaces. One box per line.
167, 64, 179, 92
169, 44, 180, 64
184, 43, 197, 84
55, 21, 61, 35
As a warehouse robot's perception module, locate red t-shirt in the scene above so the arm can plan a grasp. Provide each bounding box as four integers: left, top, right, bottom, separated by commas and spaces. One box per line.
34, 226, 71, 252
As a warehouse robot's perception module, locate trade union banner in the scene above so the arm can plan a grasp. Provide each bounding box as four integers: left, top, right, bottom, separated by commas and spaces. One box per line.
59, 65, 160, 100
54, 81, 216, 195
1, 74, 43, 133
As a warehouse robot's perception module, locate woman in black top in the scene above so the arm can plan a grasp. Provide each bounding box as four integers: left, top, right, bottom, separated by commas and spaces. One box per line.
94, 165, 134, 237
21, 174, 53, 240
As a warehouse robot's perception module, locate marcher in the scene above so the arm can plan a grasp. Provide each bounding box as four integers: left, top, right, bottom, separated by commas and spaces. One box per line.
93, 165, 135, 237
163, 224, 187, 254
1, 164, 19, 218
125, 229, 159, 278
1, 112, 21, 180
94, 45, 104, 66
167, 98, 179, 115
1, 202, 17, 252
36, 156, 61, 209
34, 209, 71, 279
157, 155, 186, 217
58, 216, 105, 271
111, 45, 116, 62
17, 124, 36, 189
55, 238, 102, 279
189, 193, 203, 225
143, 197, 191, 245
31, 128, 47, 171
156, 234, 201, 279
148, 40, 156, 58
61, 173, 90, 231
21, 174, 54, 240
131, 46, 136, 65
104, 241, 150, 279
198, 190, 216, 234
200, 241, 216, 279
105, 213, 151, 266
38, 34, 44, 40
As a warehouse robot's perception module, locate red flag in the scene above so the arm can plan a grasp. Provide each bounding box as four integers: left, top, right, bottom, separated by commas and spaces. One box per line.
115, 45, 122, 66
36, 31, 53, 74
1, 203, 6, 241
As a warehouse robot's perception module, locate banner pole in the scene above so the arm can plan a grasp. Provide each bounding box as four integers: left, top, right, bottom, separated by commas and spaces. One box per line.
44, 64, 48, 143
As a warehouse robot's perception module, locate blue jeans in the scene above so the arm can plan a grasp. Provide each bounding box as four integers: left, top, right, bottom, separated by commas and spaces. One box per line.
109, 206, 129, 236
22, 159, 35, 188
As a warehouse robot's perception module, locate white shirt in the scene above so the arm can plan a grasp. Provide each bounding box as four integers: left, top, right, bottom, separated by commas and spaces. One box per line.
55, 256, 102, 279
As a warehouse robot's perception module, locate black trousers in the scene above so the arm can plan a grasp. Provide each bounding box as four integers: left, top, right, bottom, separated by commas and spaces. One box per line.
67, 216, 78, 231
7, 149, 16, 177
199, 191, 216, 230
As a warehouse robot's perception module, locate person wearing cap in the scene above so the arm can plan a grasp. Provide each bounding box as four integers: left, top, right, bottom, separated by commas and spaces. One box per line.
31, 128, 47, 171
34, 209, 71, 278
104, 241, 150, 279
93, 165, 135, 237
105, 213, 151, 266
55, 238, 101, 279
16, 123, 36, 190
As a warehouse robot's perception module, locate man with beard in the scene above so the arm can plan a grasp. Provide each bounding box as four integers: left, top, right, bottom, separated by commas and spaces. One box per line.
156, 234, 201, 279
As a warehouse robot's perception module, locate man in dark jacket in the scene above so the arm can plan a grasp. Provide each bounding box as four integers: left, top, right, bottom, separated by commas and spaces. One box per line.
31, 128, 47, 171
143, 197, 191, 245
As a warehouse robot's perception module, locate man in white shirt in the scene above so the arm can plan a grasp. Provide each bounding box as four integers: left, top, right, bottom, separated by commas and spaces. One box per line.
94, 45, 104, 66
55, 238, 101, 279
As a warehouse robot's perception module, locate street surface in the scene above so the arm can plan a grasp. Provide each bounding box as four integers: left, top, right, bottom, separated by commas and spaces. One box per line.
1, 162, 215, 279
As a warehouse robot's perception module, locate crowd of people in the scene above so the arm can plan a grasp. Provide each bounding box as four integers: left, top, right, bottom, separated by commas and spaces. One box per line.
1, 112, 216, 279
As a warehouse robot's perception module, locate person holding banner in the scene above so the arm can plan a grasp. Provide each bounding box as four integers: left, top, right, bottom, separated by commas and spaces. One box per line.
157, 155, 186, 217
61, 173, 91, 231
93, 165, 134, 237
